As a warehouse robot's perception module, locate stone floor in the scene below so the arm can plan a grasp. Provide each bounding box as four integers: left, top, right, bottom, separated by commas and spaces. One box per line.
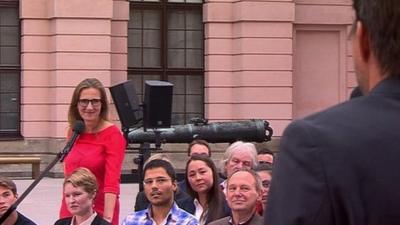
13, 178, 139, 225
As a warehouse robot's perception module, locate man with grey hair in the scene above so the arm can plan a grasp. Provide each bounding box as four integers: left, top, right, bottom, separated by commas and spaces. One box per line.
220, 141, 258, 192
209, 169, 263, 225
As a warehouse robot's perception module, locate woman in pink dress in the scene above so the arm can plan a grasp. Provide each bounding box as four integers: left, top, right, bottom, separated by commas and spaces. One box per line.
59, 78, 126, 225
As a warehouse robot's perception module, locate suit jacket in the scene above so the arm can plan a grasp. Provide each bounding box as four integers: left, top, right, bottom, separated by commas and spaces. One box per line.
265, 77, 400, 225
54, 214, 111, 225
209, 214, 263, 225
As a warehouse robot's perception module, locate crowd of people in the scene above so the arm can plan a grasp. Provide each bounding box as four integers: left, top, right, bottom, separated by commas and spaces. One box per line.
0, 133, 274, 225
1, 0, 400, 224
124, 140, 274, 225
0, 77, 274, 225
0, 139, 274, 225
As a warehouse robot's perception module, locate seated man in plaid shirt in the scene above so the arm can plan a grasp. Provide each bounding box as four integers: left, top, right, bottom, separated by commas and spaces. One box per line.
122, 159, 198, 225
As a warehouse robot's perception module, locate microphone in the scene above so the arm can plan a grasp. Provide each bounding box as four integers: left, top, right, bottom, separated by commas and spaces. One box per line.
60, 120, 85, 162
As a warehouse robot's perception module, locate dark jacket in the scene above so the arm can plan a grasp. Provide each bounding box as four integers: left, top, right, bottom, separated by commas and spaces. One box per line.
265, 77, 400, 225
209, 214, 263, 225
54, 214, 111, 225
15, 212, 36, 225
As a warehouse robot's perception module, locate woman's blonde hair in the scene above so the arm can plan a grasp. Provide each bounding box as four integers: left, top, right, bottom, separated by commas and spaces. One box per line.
64, 167, 98, 197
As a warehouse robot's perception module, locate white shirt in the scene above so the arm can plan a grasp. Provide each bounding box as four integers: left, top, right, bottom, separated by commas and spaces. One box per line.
220, 179, 227, 195
194, 198, 207, 225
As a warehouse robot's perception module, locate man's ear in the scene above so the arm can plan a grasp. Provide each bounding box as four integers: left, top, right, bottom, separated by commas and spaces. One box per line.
172, 180, 177, 192
356, 21, 371, 63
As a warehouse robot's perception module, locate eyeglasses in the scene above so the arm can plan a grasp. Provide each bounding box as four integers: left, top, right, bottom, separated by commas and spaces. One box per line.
143, 178, 171, 186
78, 99, 102, 107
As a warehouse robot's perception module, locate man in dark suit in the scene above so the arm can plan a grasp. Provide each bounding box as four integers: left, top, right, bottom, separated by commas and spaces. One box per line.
265, 1, 400, 225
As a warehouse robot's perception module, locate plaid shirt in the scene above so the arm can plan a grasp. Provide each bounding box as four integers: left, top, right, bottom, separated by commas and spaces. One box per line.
122, 202, 199, 225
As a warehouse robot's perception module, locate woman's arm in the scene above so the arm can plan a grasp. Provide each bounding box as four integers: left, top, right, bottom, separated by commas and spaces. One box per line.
103, 193, 117, 222
102, 125, 126, 223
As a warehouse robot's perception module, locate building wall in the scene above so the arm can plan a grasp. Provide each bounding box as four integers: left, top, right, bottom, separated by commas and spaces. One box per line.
204, 0, 295, 136
1, 0, 355, 176
204, 0, 354, 136
21, 0, 128, 139
0, 0, 130, 177
293, 0, 354, 119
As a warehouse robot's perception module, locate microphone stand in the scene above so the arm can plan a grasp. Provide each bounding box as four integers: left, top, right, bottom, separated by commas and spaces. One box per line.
0, 145, 73, 223
131, 131, 163, 192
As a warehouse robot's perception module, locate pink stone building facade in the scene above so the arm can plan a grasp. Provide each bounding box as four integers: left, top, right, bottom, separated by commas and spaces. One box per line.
0, 0, 355, 175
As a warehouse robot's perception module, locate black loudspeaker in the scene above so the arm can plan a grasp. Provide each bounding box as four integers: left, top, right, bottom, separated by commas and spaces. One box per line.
110, 80, 143, 128
144, 80, 173, 129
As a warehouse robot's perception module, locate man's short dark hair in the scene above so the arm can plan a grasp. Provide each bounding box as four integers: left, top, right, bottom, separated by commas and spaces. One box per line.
187, 139, 210, 156
353, 0, 400, 76
0, 176, 17, 195
143, 159, 176, 182
258, 147, 274, 156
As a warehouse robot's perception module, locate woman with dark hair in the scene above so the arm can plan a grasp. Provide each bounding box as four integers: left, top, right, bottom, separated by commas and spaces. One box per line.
180, 155, 230, 225
59, 78, 126, 225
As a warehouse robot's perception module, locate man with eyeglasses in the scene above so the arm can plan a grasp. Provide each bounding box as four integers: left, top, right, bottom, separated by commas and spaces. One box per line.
134, 154, 191, 212
122, 159, 198, 225
134, 139, 214, 212
209, 169, 263, 225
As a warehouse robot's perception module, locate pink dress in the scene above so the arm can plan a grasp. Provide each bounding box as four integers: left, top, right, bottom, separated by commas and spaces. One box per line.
60, 125, 126, 225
